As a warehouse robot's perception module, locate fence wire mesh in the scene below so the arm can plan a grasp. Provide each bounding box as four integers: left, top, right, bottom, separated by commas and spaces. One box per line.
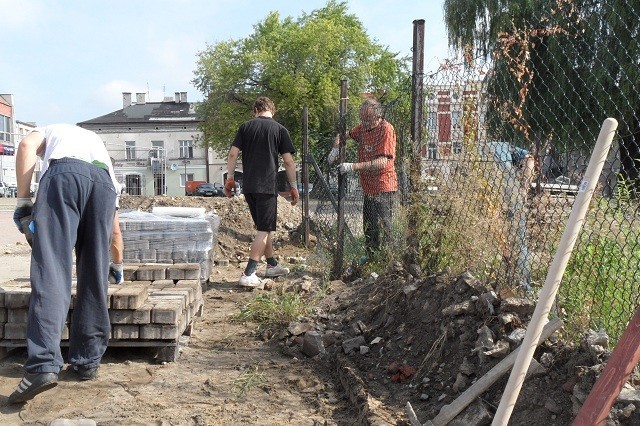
302, 2, 640, 343
301, 93, 412, 273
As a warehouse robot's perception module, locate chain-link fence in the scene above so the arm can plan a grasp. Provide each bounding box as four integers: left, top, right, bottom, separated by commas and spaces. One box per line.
299, 84, 412, 278
302, 3, 640, 343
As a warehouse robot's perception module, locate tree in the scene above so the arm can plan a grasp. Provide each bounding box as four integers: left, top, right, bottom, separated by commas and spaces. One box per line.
192, 1, 410, 155
444, 0, 640, 191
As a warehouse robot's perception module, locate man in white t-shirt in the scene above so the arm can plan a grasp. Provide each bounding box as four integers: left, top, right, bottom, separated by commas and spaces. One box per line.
9, 124, 118, 404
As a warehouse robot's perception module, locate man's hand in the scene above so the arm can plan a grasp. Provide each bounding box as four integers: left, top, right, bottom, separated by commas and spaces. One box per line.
13, 198, 33, 233
223, 178, 236, 197
109, 262, 124, 284
339, 163, 355, 174
289, 186, 299, 206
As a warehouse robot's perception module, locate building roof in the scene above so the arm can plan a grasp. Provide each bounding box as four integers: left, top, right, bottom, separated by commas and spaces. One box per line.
78, 101, 201, 126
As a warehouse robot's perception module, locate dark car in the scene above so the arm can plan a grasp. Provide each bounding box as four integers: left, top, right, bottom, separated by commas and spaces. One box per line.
195, 183, 217, 197
213, 182, 226, 196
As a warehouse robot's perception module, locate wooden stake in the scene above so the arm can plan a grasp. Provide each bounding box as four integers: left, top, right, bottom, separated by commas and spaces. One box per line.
424, 318, 563, 426
573, 307, 640, 425
492, 118, 618, 425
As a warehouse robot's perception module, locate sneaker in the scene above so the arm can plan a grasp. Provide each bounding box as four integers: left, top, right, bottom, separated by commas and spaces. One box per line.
73, 365, 99, 381
8, 372, 59, 404
239, 272, 262, 287
265, 264, 290, 278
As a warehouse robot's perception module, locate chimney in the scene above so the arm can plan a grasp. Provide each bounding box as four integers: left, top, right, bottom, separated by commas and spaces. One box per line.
180, 92, 187, 103
136, 92, 146, 104
175, 92, 180, 103
123, 92, 132, 108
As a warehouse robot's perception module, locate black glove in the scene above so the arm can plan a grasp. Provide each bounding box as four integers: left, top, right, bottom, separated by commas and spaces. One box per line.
13, 198, 33, 234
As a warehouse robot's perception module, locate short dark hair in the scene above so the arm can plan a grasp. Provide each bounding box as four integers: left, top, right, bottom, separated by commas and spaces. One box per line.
254, 96, 276, 114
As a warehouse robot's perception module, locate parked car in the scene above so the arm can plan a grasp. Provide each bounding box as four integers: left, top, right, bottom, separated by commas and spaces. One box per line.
195, 183, 220, 197
297, 183, 314, 195
0, 182, 17, 197
213, 182, 226, 196
185, 180, 206, 196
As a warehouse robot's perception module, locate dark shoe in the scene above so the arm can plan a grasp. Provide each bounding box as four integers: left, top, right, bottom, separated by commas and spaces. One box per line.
73, 365, 99, 381
8, 372, 58, 404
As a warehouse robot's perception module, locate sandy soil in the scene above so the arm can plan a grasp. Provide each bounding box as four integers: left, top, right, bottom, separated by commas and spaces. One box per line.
0, 195, 353, 425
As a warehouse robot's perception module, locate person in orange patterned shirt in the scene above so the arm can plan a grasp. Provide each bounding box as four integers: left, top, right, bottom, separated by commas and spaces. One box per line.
329, 98, 398, 255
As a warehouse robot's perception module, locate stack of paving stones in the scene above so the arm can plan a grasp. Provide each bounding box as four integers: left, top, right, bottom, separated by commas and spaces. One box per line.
0, 263, 203, 362
119, 210, 220, 282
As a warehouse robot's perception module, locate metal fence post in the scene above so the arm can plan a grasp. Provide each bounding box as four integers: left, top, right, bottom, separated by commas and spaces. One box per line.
331, 79, 348, 279
301, 106, 310, 246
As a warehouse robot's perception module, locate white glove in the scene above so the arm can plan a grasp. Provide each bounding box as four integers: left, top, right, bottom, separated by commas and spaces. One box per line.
339, 163, 355, 174
327, 147, 339, 164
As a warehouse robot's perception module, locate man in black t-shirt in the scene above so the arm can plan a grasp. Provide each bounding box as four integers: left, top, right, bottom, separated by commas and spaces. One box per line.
224, 96, 299, 287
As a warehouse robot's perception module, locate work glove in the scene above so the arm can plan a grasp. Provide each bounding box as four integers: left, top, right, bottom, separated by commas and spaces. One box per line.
109, 262, 124, 284
223, 178, 236, 197
327, 147, 339, 164
289, 186, 299, 206
339, 163, 355, 174
13, 198, 33, 233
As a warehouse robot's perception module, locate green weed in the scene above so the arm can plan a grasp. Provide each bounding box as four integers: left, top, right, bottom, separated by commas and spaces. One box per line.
232, 364, 268, 398
236, 291, 310, 332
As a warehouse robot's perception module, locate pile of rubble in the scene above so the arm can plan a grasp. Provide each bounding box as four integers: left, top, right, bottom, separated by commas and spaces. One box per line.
271, 268, 640, 425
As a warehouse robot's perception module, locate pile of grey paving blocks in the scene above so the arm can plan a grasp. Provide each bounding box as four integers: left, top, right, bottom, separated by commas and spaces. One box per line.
119, 210, 221, 282
0, 263, 204, 362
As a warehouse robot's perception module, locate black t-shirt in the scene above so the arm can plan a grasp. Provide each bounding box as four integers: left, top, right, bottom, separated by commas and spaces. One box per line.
232, 116, 295, 194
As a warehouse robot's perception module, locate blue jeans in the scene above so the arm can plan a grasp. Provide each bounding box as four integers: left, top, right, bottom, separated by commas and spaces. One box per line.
363, 191, 396, 253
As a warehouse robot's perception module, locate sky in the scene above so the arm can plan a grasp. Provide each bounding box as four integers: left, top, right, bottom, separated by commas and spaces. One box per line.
1, 0, 452, 126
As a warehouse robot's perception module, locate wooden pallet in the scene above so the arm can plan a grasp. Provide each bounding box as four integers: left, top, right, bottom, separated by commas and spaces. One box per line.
0, 263, 204, 363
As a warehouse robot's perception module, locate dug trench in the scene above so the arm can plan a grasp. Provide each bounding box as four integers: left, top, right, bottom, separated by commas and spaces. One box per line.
0, 194, 638, 425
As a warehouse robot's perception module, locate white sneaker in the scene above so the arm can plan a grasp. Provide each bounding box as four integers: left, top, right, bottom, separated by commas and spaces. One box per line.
265, 264, 290, 278
239, 273, 262, 287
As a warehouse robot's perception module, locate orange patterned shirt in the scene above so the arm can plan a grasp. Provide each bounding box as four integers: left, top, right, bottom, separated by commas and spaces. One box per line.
349, 120, 398, 195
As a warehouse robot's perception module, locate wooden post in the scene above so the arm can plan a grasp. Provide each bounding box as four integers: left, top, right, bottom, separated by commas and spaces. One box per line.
492, 118, 618, 425
426, 318, 563, 426
573, 307, 640, 425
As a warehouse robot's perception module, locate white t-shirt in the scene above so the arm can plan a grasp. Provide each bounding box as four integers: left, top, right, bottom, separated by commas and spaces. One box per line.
34, 124, 119, 195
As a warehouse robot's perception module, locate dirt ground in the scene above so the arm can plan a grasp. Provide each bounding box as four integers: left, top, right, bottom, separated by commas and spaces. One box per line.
0, 194, 638, 425
0, 195, 352, 425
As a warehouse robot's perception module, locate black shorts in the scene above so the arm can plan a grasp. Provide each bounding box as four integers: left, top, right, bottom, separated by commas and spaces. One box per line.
244, 193, 277, 232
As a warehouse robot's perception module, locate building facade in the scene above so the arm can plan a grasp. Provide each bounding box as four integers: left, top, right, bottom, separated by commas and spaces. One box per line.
79, 91, 226, 196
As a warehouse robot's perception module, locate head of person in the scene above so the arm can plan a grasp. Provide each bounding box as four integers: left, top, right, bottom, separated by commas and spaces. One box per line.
253, 96, 276, 116
359, 98, 383, 129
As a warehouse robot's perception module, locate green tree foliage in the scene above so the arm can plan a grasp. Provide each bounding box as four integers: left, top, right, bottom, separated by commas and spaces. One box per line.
444, 0, 640, 190
443, 0, 551, 57
192, 1, 410, 155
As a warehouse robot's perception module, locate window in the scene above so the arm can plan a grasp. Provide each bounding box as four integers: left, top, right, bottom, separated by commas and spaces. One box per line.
180, 173, 194, 187
453, 140, 463, 154
125, 141, 136, 160
0, 115, 9, 142
151, 140, 165, 158
425, 112, 437, 130
179, 140, 194, 158
452, 111, 462, 128
427, 144, 438, 159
